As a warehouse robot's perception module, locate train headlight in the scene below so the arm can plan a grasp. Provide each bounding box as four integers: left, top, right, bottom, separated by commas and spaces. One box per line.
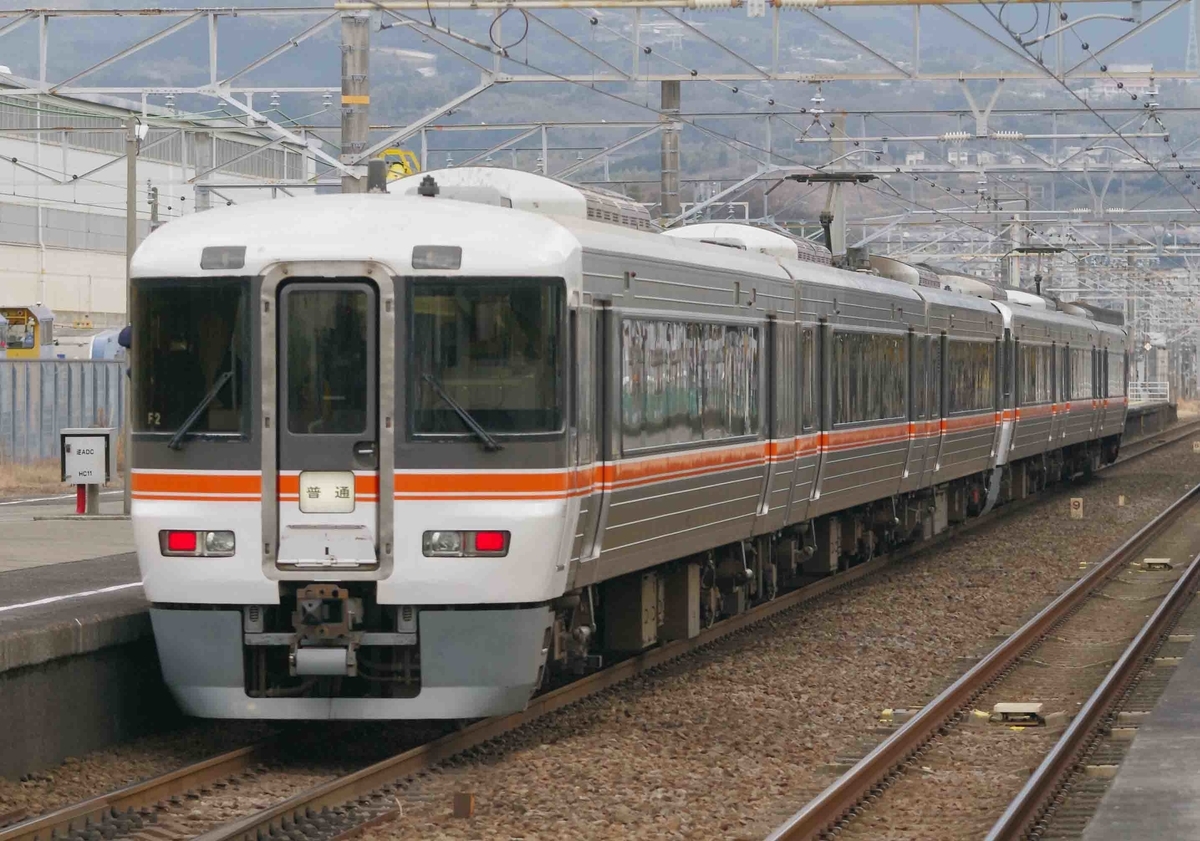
423, 530, 463, 556
205, 531, 236, 555
422, 530, 510, 557
160, 530, 236, 557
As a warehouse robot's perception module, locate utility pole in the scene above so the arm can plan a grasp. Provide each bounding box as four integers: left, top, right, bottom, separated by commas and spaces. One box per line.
828, 112, 848, 258
149, 184, 160, 231
123, 116, 137, 516
340, 11, 370, 193
659, 80, 681, 224
194, 131, 213, 212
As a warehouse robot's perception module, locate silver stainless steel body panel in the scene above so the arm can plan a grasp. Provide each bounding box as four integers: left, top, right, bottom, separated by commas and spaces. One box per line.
129, 193, 1132, 720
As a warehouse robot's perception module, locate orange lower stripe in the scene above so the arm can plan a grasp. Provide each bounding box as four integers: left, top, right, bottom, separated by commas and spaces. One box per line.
130, 410, 1030, 502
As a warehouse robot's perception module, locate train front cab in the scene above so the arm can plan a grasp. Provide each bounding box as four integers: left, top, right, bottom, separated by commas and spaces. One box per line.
133, 257, 578, 719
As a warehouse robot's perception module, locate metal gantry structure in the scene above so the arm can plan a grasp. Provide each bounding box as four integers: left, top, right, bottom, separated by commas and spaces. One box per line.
0, 0, 1197, 390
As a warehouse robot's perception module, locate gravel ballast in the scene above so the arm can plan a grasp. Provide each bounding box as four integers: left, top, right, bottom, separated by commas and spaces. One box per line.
359, 436, 1200, 841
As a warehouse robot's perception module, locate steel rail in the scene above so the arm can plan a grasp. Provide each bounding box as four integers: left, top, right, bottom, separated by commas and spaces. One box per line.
0, 742, 276, 841
985, 548, 1200, 840
765, 480, 1200, 841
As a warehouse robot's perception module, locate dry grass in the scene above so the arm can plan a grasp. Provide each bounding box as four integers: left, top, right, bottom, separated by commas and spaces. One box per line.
1177, 398, 1200, 420
0, 459, 75, 498
0, 458, 125, 499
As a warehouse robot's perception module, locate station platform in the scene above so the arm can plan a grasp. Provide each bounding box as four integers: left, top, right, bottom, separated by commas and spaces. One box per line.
1081, 626, 1200, 840
0, 491, 132, 572
1124, 399, 1177, 438
0, 494, 167, 780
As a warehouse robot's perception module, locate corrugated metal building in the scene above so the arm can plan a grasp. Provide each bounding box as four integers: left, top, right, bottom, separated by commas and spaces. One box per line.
0, 80, 313, 326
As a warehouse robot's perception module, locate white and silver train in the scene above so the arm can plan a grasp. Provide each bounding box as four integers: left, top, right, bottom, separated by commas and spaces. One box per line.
129, 167, 1129, 719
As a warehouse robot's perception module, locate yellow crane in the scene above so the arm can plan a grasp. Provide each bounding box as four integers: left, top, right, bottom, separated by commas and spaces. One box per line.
379, 148, 420, 180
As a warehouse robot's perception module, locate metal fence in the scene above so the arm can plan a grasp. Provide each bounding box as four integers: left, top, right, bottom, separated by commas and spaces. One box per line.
1129, 380, 1171, 406
0, 360, 125, 463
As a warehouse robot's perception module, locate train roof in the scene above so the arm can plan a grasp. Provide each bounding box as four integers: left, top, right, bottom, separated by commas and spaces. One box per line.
911, 283, 1003, 315
390, 167, 656, 231
560, 215, 792, 281
780, 256, 925, 303
662, 223, 832, 264
130, 193, 583, 282
128, 193, 1125, 347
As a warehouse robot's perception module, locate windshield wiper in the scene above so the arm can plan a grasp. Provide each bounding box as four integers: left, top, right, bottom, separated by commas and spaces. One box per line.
167, 370, 234, 451
422, 372, 502, 452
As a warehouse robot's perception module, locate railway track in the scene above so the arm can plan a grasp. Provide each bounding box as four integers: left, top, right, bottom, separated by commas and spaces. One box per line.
766, 477, 1200, 841
0, 744, 276, 841
4, 420, 1196, 841
984, 548, 1200, 840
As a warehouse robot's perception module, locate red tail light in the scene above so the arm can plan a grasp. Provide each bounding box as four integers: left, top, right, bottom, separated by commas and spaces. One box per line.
166, 530, 198, 553
473, 531, 507, 553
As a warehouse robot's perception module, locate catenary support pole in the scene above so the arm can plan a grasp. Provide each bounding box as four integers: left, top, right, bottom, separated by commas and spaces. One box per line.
124, 116, 137, 516
341, 11, 370, 193
194, 130, 213, 211
660, 80, 681, 223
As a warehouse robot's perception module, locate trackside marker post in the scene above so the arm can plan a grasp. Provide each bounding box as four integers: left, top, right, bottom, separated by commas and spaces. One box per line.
61, 428, 117, 516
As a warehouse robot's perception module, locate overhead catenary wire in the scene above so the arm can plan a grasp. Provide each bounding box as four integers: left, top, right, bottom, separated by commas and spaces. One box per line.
363, 0, 1088, 255
978, 0, 1200, 215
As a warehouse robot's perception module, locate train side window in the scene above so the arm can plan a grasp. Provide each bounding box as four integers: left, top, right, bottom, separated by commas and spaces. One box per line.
1108, 350, 1126, 397
830, 330, 906, 425
945, 339, 994, 414
1018, 343, 1053, 405
1070, 347, 1094, 400
621, 317, 760, 452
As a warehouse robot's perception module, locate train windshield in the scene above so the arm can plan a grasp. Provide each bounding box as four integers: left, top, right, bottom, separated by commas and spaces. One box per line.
132, 279, 250, 436
410, 278, 564, 436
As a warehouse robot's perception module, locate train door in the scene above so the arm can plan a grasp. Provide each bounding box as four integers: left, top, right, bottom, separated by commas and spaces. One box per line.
572, 298, 604, 562
1100, 346, 1111, 435
928, 333, 947, 479
273, 279, 385, 570
901, 330, 926, 493
789, 323, 819, 523
1059, 344, 1070, 444
756, 316, 787, 531
810, 321, 834, 510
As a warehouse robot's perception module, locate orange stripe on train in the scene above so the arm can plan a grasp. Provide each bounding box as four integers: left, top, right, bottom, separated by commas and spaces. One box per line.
133, 410, 1019, 501
131, 472, 261, 496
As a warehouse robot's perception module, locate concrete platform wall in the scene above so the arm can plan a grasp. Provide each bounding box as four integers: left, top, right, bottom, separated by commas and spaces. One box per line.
0, 594, 177, 780
1125, 402, 1178, 439
0, 636, 177, 779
